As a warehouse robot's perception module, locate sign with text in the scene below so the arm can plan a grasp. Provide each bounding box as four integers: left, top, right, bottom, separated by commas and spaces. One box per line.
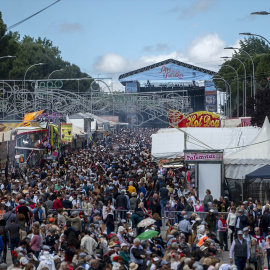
168, 110, 220, 128
184, 152, 223, 162
120, 63, 214, 83
60, 124, 73, 143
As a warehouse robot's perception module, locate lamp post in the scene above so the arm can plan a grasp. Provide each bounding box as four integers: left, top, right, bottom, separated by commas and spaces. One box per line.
23, 63, 45, 117
239, 32, 270, 46
0, 55, 16, 60
224, 47, 256, 97
221, 56, 247, 116
47, 69, 63, 110
212, 75, 232, 117
23, 63, 45, 90
219, 64, 239, 117
251, 11, 270, 15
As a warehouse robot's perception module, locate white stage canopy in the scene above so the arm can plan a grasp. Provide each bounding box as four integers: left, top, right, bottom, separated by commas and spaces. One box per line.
224, 117, 270, 179
151, 126, 260, 160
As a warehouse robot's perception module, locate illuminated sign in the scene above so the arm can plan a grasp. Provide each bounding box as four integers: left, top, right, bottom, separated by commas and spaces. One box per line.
168, 110, 220, 128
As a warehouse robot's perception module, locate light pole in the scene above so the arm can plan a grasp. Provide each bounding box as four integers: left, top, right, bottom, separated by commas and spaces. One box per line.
219, 64, 239, 117
221, 56, 247, 116
212, 75, 232, 117
47, 69, 63, 110
239, 32, 270, 46
251, 11, 270, 15
224, 47, 256, 97
0, 55, 16, 60
23, 63, 45, 117
23, 63, 45, 90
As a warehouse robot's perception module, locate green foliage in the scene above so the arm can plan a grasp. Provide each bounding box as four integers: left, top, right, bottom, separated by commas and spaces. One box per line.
216, 37, 270, 117
0, 11, 92, 92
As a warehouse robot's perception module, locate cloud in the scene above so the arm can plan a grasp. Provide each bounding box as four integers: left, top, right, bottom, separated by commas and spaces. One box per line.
94, 53, 127, 73
143, 43, 170, 52
171, 0, 215, 20
93, 33, 239, 90
237, 15, 256, 22
59, 22, 83, 33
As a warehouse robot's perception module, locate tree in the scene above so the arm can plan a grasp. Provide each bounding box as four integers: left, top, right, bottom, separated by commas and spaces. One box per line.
0, 11, 92, 92
216, 37, 270, 117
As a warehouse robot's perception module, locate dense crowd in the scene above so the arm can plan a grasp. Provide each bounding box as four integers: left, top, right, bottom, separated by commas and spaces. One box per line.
0, 128, 269, 270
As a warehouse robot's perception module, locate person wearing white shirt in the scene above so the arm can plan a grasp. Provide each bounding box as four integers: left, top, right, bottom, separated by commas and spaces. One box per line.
230, 230, 250, 270
227, 207, 237, 244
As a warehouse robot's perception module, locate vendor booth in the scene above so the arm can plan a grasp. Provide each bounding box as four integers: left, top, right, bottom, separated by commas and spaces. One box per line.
184, 150, 223, 201
224, 117, 270, 202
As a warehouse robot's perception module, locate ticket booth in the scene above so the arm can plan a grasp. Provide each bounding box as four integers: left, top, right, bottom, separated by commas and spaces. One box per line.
184, 150, 224, 201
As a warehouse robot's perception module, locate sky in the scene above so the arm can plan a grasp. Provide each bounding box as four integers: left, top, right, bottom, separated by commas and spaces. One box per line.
1, 0, 270, 90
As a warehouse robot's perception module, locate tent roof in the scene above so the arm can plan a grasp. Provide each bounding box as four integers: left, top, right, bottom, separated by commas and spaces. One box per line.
246, 165, 270, 180
151, 126, 260, 160
119, 58, 217, 85
224, 117, 270, 165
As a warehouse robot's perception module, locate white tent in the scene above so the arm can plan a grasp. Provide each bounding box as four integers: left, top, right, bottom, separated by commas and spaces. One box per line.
151, 126, 260, 160
224, 117, 270, 180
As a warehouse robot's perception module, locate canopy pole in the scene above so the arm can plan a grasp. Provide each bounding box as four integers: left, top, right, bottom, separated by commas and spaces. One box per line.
241, 178, 244, 201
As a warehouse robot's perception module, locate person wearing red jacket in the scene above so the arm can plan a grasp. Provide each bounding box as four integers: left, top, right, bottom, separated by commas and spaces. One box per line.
53, 194, 63, 210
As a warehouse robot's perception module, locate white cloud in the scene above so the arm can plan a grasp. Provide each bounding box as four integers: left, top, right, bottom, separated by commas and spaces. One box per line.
169, 0, 215, 20
59, 22, 83, 33
93, 33, 240, 90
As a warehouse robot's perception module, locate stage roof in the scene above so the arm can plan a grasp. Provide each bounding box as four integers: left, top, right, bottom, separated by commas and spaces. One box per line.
119, 59, 217, 85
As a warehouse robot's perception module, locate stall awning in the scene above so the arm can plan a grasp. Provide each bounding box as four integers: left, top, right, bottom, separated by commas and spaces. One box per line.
246, 165, 270, 180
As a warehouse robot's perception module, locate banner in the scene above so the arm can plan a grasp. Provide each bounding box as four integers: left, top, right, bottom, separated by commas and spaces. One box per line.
61, 124, 73, 143
168, 110, 220, 128
0, 122, 40, 132
185, 152, 223, 162
0, 141, 7, 169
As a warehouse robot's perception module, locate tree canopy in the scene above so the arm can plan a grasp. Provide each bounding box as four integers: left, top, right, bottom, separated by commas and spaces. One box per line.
215, 36, 270, 123
0, 11, 91, 92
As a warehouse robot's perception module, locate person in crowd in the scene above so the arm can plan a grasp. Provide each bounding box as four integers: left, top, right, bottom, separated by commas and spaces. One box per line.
218, 213, 228, 251
227, 206, 237, 244
203, 189, 213, 212
230, 230, 250, 270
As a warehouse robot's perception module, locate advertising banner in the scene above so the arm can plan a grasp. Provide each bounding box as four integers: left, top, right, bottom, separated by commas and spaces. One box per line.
168, 110, 220, 128
120, 63, 213, 83
60, 124, 73, 143
0, 141, 7, 169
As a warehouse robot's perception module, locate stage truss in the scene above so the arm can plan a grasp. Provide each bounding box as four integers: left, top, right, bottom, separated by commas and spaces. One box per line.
0, 79, 191, 125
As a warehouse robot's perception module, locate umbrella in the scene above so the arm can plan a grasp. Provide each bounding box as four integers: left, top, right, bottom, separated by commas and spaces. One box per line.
137, 218, 156, 228
137, 230, 159, 240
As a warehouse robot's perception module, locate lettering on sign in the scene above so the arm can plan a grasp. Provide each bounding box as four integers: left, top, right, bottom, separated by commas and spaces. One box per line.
159, 66, 184, 79
184, 152, 223, 162
168, 110, 220, 128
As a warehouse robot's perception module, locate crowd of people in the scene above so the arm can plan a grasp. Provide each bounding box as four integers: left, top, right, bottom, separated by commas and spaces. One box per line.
0, 127, 269, 270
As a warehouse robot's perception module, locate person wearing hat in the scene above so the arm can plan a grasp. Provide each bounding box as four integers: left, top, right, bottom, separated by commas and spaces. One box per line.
242, 227, 252, 246
229, 230, 250, 270
120, 243, 130, 268
129, 262, 138, 270
205, 209, 216, 232
64, 211, 82, 233
117, 226, 128, 245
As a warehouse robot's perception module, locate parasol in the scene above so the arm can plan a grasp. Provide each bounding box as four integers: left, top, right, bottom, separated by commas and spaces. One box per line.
137, 218, 156, 228
137, 230, 159, 240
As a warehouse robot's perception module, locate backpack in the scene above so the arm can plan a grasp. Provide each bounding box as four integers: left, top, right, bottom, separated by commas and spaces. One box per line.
45, 234, 55, 247
34, 209, 41, 221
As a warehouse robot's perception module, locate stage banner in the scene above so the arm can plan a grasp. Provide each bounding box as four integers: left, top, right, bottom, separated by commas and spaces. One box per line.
168, 110, 220, 128
120, 63, 213, 83
0, 141, 7, 169
60, 124, 73, 143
